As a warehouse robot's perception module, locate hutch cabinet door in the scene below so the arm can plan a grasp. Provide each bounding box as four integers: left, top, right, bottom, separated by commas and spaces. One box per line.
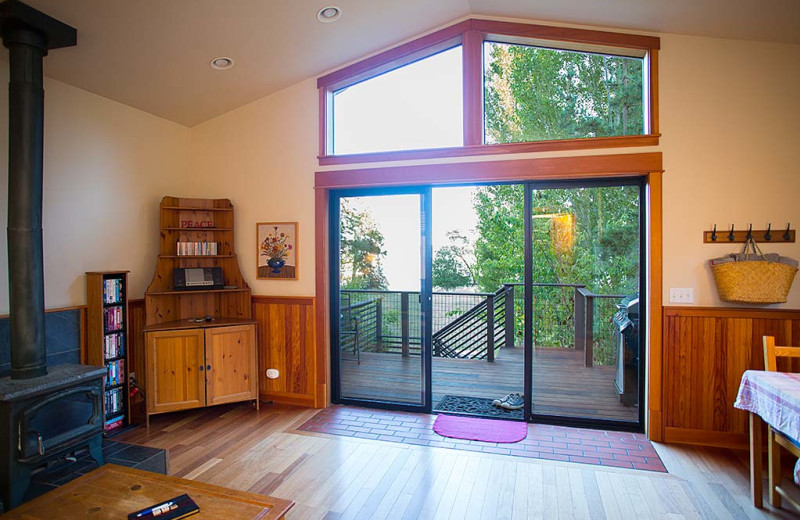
205, 324, 258, 406
146, 329, 206, 414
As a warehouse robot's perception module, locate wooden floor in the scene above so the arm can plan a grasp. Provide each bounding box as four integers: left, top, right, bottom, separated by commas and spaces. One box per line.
340, 347, 638, 422
117, 403, 799, 520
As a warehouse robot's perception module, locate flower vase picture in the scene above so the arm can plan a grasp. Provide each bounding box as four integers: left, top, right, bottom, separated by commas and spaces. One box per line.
257, 222, 298, 279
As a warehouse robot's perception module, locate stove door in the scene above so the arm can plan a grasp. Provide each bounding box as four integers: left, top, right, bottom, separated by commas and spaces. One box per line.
18, 384, 103, 461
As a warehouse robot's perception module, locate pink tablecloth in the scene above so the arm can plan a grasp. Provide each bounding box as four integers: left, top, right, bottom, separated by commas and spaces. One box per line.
735, 370, 800, 484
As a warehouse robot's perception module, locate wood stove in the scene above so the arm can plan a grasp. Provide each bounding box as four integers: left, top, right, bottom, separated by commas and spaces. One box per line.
0, 365, 105, 509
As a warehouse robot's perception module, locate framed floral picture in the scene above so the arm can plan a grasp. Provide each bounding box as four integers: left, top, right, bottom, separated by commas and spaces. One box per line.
256, 222, 298, 280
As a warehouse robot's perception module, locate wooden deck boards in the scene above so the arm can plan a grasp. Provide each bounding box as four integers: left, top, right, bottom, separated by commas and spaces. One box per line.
340, 346, 638, 422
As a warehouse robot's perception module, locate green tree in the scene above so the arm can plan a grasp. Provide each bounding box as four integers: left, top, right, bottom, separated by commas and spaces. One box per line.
432, 230, 476, 289
339, 201, 388, 290
485, 43, 643, 144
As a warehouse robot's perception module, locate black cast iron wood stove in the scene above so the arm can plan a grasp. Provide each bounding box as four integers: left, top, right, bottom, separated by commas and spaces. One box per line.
0, 1, 106, 510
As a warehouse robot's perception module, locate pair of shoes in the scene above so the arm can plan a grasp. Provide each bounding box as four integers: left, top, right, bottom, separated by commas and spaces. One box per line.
501, 393, 524, 410
492, 393, 524, 410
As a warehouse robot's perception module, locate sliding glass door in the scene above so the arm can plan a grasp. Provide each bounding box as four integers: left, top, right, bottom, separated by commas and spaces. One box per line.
525, 180, 645, 430
331, 189, 432, 411
330, 179, 646, 431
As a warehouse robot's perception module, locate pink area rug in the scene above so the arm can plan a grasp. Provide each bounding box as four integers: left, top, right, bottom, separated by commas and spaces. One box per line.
433, 414, 527, 443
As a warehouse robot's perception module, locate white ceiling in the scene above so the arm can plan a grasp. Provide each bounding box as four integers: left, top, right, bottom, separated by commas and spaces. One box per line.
17, 0, 800, 127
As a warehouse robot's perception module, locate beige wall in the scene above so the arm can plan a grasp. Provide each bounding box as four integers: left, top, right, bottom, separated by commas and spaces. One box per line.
659, 34, 800, 307
190, 31, 800, 308
0, 70, 191, 314
190, 79, 319, 297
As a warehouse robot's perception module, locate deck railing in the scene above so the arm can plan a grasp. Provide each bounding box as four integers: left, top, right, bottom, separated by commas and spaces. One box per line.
340, 284, 629, 365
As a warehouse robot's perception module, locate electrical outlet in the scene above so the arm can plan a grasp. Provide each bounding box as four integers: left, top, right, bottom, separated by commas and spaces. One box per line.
669, 288, 694, 304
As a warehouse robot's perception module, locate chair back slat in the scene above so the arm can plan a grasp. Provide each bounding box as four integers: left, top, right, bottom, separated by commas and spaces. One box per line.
763, 335, 800, 372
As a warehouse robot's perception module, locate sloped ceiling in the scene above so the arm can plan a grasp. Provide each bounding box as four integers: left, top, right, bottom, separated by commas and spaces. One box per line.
17, 0, 800, 127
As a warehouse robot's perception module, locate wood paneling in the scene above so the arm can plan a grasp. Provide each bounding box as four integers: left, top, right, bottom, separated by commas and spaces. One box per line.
661, 306, 800, 448
253, 296, 321, 408
128, 299, 146, 421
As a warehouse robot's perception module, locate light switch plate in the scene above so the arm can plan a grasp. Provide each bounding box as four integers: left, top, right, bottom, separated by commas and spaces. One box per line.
669, 288, 694, 304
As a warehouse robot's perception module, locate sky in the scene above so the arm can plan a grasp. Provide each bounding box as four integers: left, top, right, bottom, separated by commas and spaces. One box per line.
332, 46, 463, 155
345, 187, 479, 291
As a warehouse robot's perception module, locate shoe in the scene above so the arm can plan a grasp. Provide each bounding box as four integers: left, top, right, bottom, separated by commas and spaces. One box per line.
492, 393, 513, 407
500, 393, 524, 410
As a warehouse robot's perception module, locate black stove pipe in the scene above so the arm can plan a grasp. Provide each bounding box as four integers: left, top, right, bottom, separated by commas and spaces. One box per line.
5, 25, 47, 380
0, 0, 76, 380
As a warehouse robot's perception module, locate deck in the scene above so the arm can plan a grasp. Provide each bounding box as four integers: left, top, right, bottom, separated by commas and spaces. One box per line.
340, 346, 638, 422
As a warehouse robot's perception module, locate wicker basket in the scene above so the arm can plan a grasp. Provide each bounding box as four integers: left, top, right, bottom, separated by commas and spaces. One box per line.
710, 238, 798, 304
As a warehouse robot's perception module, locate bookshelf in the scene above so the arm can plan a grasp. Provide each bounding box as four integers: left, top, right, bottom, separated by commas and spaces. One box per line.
86, 270, 130, 434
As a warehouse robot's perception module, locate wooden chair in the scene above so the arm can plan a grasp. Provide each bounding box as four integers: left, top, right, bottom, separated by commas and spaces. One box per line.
762, 335, 800, 511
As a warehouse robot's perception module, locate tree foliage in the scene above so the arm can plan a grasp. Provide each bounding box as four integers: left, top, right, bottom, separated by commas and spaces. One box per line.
432, 230, 476, 289
485, 42, 643, 143
339, 200, 388, 290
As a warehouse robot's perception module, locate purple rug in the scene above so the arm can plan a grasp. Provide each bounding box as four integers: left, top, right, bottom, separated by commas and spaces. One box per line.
433, 414, 527, 443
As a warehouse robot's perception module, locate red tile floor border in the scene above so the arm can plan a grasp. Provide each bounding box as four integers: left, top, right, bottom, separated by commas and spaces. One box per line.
296, 405, 667, 473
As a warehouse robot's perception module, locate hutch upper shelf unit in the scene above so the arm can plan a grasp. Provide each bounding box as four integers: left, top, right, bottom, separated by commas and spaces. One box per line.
144, 196, 251, 325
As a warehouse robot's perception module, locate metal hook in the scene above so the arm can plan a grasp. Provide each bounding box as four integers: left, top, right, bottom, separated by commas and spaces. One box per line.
711, 224, 717, 241
764, 223, 772, 241
728, 224, 735, 241
784, 223, 791, 241
746, 224, 753, 241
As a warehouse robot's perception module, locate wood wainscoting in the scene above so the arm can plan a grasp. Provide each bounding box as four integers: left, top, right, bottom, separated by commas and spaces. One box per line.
252, 296, 323, 408
661, 306, 800, 449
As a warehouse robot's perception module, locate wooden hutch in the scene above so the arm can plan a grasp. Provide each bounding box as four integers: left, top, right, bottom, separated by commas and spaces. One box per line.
143, 196, 258, 426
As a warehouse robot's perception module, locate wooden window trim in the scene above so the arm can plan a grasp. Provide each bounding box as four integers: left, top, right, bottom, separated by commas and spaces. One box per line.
317, 18, 660, 163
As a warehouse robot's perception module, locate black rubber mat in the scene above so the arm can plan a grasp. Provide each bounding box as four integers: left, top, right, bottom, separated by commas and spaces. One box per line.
434, 394, 524, 420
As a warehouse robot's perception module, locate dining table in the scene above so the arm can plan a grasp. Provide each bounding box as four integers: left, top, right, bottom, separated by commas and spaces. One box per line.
734, 369, 800, 508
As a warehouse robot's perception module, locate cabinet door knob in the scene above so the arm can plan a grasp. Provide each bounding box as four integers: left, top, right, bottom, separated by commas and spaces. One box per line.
199, 365, 204, 371
206, 364, 212, 371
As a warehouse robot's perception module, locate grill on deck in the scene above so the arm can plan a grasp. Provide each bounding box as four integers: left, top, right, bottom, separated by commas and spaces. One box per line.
612, 295, 639, 406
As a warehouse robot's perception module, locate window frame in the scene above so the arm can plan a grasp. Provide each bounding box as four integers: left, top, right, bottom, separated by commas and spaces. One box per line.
317, 18, 660, 165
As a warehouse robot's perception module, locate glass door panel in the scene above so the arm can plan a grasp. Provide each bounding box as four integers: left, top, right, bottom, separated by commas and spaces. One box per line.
334, 193, 427, 408
430, 185, 525, 420
528, 182, 644, 428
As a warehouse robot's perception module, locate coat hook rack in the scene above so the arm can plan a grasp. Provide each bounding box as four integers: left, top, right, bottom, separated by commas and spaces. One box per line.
704, 223, 795, 243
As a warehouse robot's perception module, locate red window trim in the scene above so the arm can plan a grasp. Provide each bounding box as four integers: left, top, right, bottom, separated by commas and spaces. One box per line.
317, 18, 660, 164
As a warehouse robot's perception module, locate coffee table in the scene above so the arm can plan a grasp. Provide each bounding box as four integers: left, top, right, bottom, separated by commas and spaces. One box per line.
1, 464, 294, 519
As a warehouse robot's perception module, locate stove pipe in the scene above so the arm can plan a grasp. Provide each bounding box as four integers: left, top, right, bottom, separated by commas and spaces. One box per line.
0, 1, 76, 379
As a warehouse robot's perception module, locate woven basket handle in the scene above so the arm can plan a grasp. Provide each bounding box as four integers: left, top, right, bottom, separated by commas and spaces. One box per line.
741, 236, 765, 259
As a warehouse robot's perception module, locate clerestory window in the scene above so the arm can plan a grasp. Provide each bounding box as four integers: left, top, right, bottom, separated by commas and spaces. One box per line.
317, 19, 659, 164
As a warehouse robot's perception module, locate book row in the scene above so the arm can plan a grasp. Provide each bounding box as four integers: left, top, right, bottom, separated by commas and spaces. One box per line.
104, 332, 125, 360
106, 359, 125, 387
177, 241, 219, 255
105, 387, 126, 418
104, 306, 124, 332
102, 277, 124, 304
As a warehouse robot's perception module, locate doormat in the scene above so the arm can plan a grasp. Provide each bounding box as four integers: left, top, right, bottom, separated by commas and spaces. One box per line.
435, 394, 523, 420
433, 414, 527, 443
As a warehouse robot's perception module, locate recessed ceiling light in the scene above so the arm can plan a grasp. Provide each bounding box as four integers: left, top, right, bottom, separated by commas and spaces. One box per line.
316, 6, 341, 23
210, 57, 235, 70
